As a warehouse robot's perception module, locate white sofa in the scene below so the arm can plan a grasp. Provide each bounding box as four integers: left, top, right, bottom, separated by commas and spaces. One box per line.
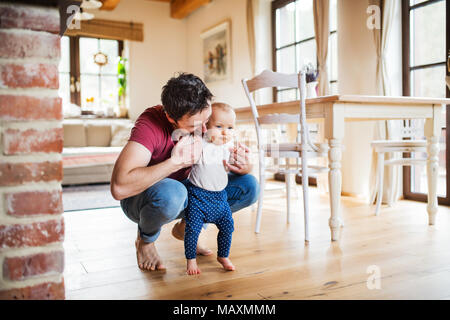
62, 119, 133, 185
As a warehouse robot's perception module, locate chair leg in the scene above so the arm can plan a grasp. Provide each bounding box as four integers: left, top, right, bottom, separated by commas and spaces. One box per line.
375, 152, 385, 216
255, 156, 265, 234
370, 167, 379, 205
302, 155, 310, 242
286, 172, 291, 224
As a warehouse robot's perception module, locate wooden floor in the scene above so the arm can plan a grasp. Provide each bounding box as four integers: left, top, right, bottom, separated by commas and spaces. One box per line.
63, 182, 450, 300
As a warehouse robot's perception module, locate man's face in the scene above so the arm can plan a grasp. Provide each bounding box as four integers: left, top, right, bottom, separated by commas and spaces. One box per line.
167, 105, 212, 135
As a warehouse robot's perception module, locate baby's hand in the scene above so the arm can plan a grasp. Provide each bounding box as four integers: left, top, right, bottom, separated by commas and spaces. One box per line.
223, 159, 230, 172
225, 142, 251, 175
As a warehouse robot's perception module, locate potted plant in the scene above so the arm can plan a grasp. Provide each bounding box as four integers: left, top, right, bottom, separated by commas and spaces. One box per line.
117, 56, 128, 118
303, 63, 319, 98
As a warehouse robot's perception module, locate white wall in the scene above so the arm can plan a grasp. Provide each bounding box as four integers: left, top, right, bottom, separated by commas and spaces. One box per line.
185, 0, 253, 108
91, 0, 187, 120
337, 0, 378, 197
337, 0, 403, 197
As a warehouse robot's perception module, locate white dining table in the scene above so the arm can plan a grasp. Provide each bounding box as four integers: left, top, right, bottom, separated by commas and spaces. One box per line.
235, 95, 450, 241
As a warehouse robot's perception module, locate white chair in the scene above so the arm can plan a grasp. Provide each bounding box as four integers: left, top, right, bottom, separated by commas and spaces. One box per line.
242, 70, 329, 241
371, 119, 427, 215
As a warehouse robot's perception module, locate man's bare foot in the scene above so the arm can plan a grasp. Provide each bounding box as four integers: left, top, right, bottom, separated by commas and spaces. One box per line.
135, 236, 166, 271
217, 257, 235, 271
172, 220, 213, 256
187, 259, 201, 275
171, 220, 185, 240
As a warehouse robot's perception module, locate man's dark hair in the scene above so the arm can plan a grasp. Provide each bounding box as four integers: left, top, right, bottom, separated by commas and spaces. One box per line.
161, 73, 213, 121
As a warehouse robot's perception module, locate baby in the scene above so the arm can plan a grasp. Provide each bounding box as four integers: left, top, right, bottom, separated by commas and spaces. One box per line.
184, 102, 236, 275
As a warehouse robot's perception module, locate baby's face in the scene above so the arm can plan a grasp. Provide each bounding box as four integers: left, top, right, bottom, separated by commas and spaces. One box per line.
206, 107, 236, 145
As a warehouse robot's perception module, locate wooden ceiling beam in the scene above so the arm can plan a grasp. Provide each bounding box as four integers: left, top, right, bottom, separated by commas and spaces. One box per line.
170, 0, 211, 19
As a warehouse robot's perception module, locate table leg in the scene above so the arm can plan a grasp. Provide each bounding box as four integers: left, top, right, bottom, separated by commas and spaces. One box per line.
325, 105, 345, 241
425, 106, 442, 225
328, 138, 343, 240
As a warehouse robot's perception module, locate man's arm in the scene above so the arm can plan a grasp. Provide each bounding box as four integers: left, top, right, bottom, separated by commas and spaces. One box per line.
110, 141, 181, 201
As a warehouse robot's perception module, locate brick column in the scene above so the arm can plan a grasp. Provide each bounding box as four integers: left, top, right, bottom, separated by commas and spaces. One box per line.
0, 3, 65, 299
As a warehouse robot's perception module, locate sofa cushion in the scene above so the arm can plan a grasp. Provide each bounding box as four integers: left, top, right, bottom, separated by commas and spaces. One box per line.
110, 122, 133, 147
63, 123, 87, 147
86, 124, 112, 147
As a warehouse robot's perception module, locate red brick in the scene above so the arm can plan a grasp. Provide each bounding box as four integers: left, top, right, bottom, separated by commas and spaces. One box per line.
3, 128, 63, 155
0, 63, 58, 89
0, 30, 60, 59
4, 190, 62, 217
3, 251, 64, 281
0, 219, 64, 248
0, 95, 62, 121
0, 5, 59, 34
0, 161, 62, 186
0, 281, 65, 300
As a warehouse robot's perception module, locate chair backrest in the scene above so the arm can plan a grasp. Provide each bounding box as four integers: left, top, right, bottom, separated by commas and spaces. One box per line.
242, 69, 300, 125
242, 69, 317, 152
244, 69, 299, 93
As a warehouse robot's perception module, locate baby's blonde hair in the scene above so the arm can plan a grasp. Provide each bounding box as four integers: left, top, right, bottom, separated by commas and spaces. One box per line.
211, 102, 234, 113
207, 102, 235, 129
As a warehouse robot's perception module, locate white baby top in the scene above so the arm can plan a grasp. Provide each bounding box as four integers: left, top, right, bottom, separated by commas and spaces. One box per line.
188, 139, 233, 192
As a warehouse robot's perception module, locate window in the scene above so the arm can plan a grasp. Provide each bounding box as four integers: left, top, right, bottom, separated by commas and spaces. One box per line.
402, 0, 449, 204
58, 36, 124, 117
272, 0, 338, 102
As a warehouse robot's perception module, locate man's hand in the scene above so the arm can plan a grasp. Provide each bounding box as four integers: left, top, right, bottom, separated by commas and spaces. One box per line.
225, 142, 252, 175
170, 135, 203, 168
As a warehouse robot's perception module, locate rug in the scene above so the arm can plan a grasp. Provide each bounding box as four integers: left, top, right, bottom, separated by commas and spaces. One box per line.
62, 153, 119, 167
62, 181, 284, 212
63, 183, 120, 212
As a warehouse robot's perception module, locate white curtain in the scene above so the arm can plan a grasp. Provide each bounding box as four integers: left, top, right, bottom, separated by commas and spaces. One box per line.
312, 0, 330, 193
313, 0, 330, 96
369, 0, 402, 205
247, 0, 257, 77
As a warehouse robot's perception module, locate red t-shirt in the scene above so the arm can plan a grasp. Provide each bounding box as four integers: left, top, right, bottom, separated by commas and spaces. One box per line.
128, 105, 190, 181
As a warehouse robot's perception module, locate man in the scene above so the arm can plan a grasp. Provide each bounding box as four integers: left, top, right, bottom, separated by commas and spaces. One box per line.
110, 73, 259, 271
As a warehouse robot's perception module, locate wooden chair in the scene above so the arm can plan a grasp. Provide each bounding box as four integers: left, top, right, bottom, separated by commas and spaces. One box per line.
242, 70, 329, 241
371, 119, 427, 215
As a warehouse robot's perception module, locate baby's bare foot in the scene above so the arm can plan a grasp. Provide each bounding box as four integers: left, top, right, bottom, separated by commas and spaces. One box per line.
172, 220, 213, 256
135, 237, 166, 271
196, 245, 213, 256
187, 259, 201, 275
217, 257, 235, 271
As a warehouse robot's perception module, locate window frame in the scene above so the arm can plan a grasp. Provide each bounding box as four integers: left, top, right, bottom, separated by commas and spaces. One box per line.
402, 0, 450, 205
61, 35, 124, 116
271, 0, 337, 102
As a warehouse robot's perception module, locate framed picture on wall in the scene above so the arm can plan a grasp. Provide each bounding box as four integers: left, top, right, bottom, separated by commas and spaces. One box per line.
200, 20, 231, 83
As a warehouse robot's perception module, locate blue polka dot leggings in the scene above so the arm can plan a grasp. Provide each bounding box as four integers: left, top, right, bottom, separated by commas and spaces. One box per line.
184, 182, 234, 260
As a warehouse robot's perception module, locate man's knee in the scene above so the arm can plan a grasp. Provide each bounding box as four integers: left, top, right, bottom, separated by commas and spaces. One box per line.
240, 174, 260, 206
144, 179, 188, 221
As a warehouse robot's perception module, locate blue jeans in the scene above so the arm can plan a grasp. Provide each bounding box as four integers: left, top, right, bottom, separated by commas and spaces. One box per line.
120, 173, 259, 243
